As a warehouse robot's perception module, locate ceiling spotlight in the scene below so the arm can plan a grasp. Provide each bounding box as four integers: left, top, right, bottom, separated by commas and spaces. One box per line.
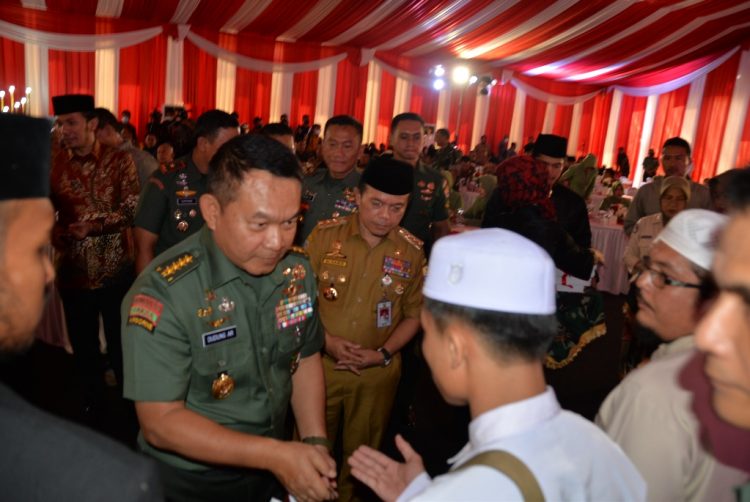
491, 79, 498, 86
469, 75, 478, 85
433, 78, 445, 91
452, 66, 470, 85
434, 65, 445, 77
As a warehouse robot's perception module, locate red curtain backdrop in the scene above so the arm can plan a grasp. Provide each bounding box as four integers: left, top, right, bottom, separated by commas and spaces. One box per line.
118, 33, 167, 140
736, 102, 750, 168
291, 70, 318, 128
649, 85, 690, 161
0, 37, 25, 92
552, 104, 573, 139
692, 51, 741, 182
48, 49, 95, 111
483, 82, 516, 158
333, 57, 367, 123
448, 86, 477, 154
582, 91, 613, 165
234, 68, 272, 125
409, 84, 438, 125
615, 95, 647, 179
523, 94, 547, 146
183, 30, 218, 118
377, 69, 396, 147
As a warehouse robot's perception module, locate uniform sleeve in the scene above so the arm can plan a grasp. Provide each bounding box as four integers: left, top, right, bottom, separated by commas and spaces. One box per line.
122, 283, 193, 402
97, 153, 141, 234
402, 252, 426, 319
431, 176, 450, 222
134, 173, 169, 234
299, 269, 324, 357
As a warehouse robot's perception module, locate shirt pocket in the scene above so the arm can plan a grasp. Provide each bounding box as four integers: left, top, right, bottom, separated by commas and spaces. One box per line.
317, 267, 351, 303
191, 332, 250, 401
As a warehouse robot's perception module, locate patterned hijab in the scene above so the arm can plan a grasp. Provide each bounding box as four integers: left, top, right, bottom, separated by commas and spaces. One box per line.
495, 155, 556, 220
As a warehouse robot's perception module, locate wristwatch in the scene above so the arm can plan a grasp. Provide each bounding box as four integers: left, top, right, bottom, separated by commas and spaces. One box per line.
377, 347, 393, 367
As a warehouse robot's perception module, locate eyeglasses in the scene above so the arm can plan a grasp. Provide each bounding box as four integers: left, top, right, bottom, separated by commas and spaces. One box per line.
633, 257, 701, 289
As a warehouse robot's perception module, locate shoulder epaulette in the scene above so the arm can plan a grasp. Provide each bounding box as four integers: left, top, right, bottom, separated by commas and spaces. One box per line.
317, 217, 347, 229
397, 228, 424, 250
155, 252, 199, 285
289, 245, 308, 257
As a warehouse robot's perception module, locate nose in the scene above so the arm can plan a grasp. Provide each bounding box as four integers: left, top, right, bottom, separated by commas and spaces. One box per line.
265, 225, 284, 252
44, 252, 55, 285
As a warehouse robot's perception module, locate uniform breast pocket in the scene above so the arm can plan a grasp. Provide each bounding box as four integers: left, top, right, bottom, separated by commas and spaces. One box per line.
318, 268, 351, 302
191, 328, 250, 401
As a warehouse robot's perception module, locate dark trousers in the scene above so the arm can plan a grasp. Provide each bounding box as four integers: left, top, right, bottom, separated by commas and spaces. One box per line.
59, 283, 130, 403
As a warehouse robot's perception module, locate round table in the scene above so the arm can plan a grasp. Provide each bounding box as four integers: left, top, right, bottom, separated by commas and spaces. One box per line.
590, 218, 630, 295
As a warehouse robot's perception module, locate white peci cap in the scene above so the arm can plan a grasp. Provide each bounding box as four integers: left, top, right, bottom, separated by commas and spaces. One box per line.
654, 209, 728, 270
424, 229, 556, 315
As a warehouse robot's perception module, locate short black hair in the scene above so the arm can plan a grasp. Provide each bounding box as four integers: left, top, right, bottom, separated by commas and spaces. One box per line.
324, 115, 363, 138
435, 128, 450, 138
260, 122, 293, 137
91, 107, 119, 131
424, 298, 556, 362
391, 112, 424, 132
725, 166, 750, 211
662, 137, 691, 156
194, 110, 239, 143
208, 134, 301, 206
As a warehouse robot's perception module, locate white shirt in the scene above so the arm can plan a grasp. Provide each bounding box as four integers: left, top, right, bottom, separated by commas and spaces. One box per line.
597, 336, 748, 502
399, 388, 645, 501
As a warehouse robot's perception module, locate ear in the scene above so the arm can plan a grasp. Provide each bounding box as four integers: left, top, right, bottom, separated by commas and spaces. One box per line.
199, 193, 221, 231
445, 322, 469, 370
87, 116, 99, 133
196, 135, 208, 153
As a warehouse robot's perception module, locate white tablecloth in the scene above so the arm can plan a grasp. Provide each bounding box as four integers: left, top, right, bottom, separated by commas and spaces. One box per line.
590, 219, 630, 295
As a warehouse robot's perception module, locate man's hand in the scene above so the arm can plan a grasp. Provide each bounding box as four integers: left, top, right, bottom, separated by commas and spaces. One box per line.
68, 221, 95, 240
269, 441, 338, 502
334, 348, 383, 375
591, 248, 605, 266
348, 434, 425, 502
325, 334, 363, 365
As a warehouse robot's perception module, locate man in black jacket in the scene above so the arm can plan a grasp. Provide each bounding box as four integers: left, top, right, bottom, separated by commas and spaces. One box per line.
0, 114, 162, 501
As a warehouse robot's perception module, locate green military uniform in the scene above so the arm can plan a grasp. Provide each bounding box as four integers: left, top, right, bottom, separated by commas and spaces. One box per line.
433, 144, 461, 170
298, 166, 360, 244
305, 214, 425, 502
400, 162, 450, 250
122, 226, 323, 500
134, 154, 207, 256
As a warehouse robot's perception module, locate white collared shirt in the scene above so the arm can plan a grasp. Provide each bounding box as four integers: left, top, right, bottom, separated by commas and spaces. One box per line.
597, 336, 748, 502
399, 387, 645, 501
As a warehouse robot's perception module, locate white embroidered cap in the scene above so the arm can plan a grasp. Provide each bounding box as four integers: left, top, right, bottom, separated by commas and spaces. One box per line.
423, 228, 556, 315
654, 209, 729, 270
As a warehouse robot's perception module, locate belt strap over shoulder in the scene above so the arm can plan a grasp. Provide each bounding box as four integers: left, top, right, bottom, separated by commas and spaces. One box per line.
454, 450, 545, 502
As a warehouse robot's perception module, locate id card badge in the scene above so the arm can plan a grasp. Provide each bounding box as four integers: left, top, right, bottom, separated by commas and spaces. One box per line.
376, 300, 392, 328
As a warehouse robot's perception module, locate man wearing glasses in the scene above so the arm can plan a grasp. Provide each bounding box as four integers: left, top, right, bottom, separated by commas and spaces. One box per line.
597, 209, 747, 501
624, 137, 711, 235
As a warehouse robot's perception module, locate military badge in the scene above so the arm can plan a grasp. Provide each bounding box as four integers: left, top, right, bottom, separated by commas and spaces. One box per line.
127, 294, 164, 333
212, 371, 235, 400
275, 292, 314, 329
383, 256, 411, 279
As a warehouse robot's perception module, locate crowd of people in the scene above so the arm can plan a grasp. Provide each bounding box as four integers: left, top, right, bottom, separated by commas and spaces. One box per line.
1, 96, 749, 502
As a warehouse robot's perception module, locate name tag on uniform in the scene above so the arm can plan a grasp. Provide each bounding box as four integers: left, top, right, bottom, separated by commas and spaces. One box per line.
302, 190, 317, 203
202, 325, 237, 347
177, 197, 198, 205
377, 300, 392, 328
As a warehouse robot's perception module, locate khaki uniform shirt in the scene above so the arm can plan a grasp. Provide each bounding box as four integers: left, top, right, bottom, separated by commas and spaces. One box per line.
298, 167, 360, 244
305, 214, 425, 350
122, 227, 323, 472
623, 213, 663, 274
134, 154, 207, 256
400, 162, 450, 248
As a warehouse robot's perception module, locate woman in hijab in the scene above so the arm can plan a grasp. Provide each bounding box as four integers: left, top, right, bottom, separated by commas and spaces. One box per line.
482, 155, 606, 370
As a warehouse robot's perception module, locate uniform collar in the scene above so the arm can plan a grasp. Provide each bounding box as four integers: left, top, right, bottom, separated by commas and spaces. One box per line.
449, 387, 561, 467
345, 213, 400, 247
323, 165, 360, 185
201, 226, 288, 290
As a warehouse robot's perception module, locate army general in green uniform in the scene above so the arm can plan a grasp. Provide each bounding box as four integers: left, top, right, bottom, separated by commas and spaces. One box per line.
122, 135, 336, 502
133, 110, 238, 273
305, 157, 425, 501
389, 113, 450, 255
297, 115, 364, 244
